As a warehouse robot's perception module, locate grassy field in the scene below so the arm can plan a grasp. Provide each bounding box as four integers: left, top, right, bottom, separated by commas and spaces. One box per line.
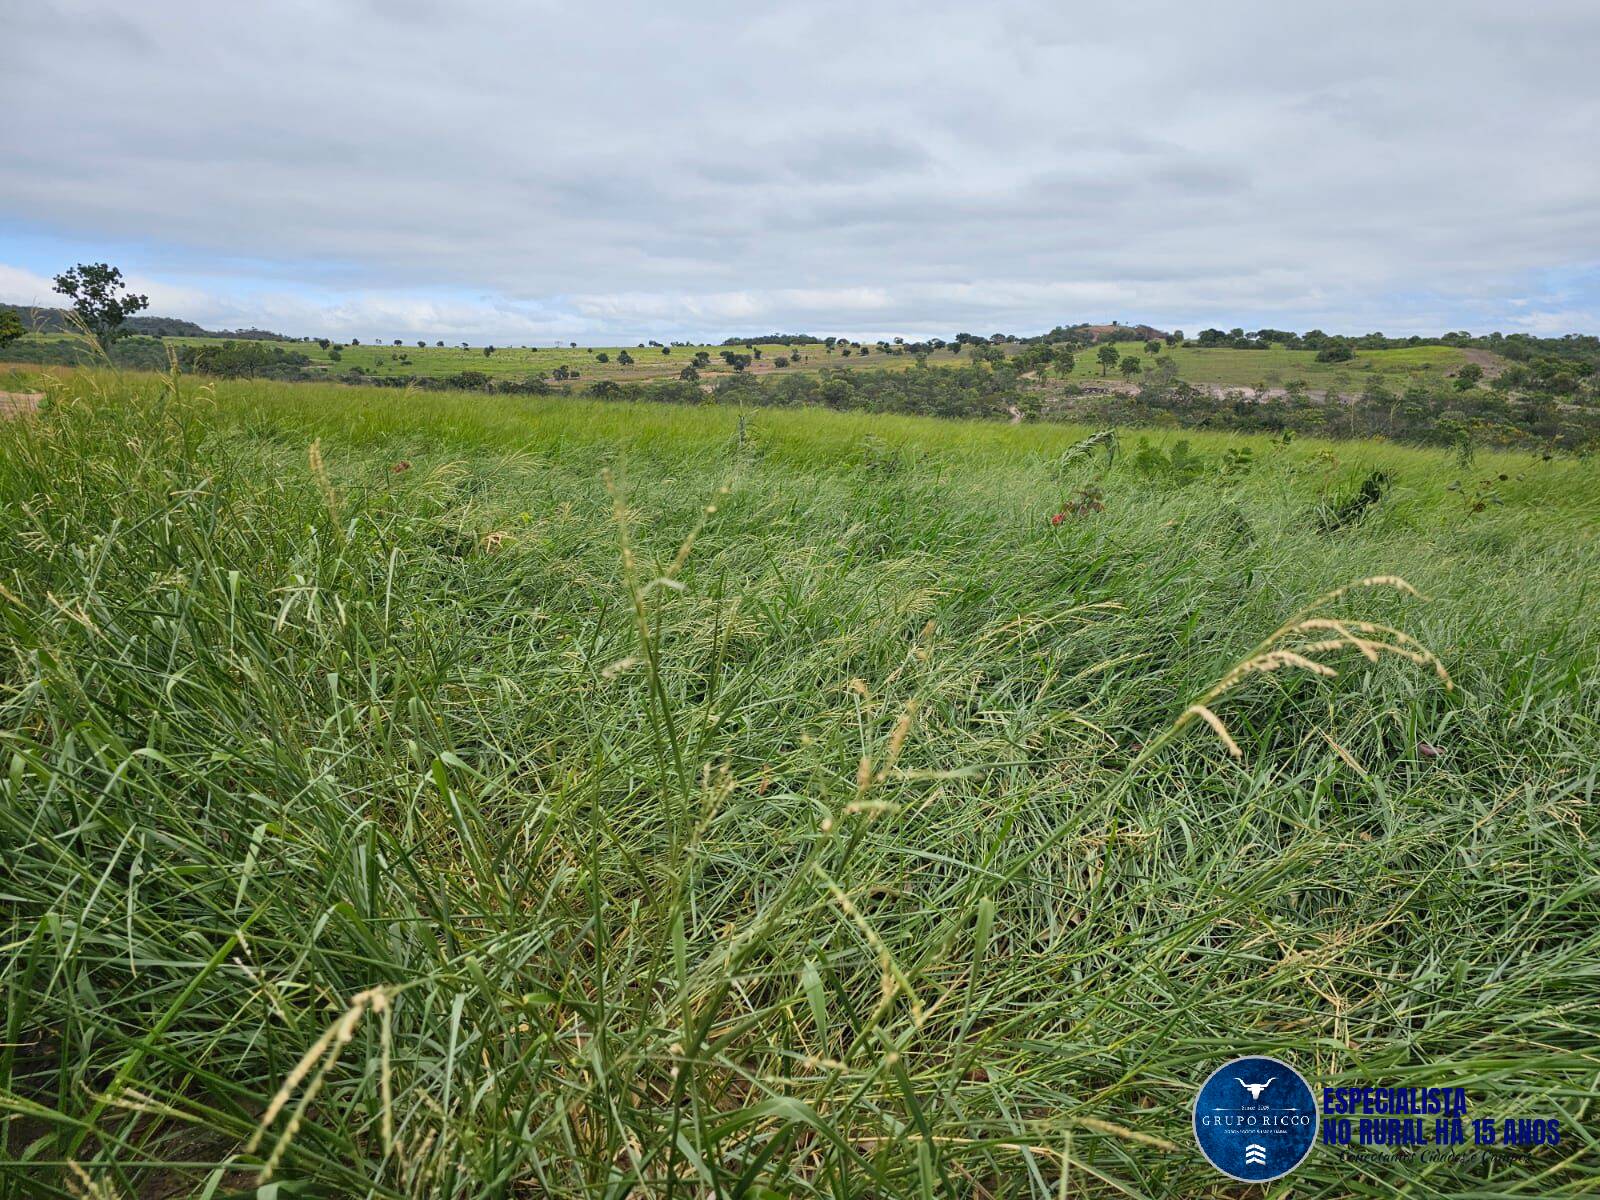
1061, 341, 1486, 391
166, 337, 952, 383
2, 371, 1596, 1197
5, 333, 1491, 394
9, 333, 958, 384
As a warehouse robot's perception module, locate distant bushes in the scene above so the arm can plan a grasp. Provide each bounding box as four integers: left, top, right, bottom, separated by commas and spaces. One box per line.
0, 334, 309, 378
6, 327, 1593, 453
180, 340, 311, 378
326, 360, 1025, 421
720, 333, 822, 345
1194, 328, 1270, 350
624, 363, 1025, 420
1070, 376, 1600, 452
0, 334, 171, 370
346, 371, 555, 395
0, 303, 288, 340
212, 356, 1600, 451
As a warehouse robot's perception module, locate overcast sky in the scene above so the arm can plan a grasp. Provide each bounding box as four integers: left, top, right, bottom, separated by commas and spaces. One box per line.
3, 1, 1598, 343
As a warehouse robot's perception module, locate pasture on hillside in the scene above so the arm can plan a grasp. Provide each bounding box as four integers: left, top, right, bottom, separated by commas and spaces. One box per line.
6, 333, 960, 384
159, 337, 944, 383
1, 372, 1596, 1197
1057, 340, 1487, 392
3, 332, 1492, 396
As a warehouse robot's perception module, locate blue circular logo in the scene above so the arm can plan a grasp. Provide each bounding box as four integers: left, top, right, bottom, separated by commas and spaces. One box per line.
1193, 1055, 1318, 1182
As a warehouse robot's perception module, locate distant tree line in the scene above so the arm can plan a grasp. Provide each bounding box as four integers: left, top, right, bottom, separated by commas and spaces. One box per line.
1066, 372, 1599, 453
0, 302, 289, 342
339, 343, 1597, 452
5, 267, 1594, 451
8, 336, 1587, 452
0, 334, 172, 370
179, 341, 313, 378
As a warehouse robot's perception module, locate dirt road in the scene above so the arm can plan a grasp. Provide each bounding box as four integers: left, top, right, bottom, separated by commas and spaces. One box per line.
0, 391, 42, 418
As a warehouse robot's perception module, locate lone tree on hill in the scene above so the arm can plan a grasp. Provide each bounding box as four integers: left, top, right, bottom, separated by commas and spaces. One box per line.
1097, 344, 1120, 376
52, 263, 149, 345
0, 308, 26, 348
1120, 355, 1142, 379
1144, 339, 1161, 356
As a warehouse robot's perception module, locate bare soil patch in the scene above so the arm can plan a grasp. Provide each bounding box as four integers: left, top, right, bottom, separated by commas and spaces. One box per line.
0, 391, 43, 418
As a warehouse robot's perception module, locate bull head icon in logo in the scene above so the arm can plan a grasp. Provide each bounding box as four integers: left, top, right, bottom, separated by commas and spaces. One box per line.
1236, 1077, 1275, 1100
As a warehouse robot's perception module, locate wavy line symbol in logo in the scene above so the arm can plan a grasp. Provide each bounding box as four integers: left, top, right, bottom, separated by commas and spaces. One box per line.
1236, 1076, 1275, 1100
1194, 1055, 1318, 1182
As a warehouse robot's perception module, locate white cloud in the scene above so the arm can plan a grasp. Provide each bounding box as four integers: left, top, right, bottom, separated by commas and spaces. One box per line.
2, 0, 1597, 340
1505, 309, 1600, 336
0, 265, 58, 308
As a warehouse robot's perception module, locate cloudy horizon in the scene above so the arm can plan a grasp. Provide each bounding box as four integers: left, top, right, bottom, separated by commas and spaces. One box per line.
4, 0, 1598, 344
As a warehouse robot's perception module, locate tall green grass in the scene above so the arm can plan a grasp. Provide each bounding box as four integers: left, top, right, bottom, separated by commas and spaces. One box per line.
2, 373, 1597, 1197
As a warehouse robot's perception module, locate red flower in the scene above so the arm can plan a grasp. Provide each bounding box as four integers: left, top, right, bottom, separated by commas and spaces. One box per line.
1050, 511, 1065, 526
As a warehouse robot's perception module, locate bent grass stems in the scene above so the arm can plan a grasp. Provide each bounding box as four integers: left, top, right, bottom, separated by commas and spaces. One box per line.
1, 375, 1595, 1197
